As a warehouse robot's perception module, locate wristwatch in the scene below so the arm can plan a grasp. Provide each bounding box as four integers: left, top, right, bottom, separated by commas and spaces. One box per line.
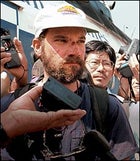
0, 123, 9, 148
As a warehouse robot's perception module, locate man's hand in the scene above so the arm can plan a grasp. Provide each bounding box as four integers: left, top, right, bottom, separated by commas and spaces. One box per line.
129, 54, 139, 82
0, 37, 28, 91
1, 86, 86, 138
114, 53, 126, 79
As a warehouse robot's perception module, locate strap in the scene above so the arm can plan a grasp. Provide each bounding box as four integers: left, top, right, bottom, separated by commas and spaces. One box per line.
128, 77, 136, 100
89, 85, 109, 136
14, 83, 36, 98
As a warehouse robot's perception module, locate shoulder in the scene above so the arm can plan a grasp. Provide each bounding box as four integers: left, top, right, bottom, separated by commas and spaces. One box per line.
1, 83, 37, 113
86, 84, 108, 96
109, 93, 124, 103
108, 94, 126, 117
108, 94, 122, 104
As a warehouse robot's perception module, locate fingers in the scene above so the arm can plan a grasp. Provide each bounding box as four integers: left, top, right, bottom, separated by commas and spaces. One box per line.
58, 109, 86, 118
114, 53, 128, 79
2, 38, 28, 81
115, 60, 125, 69
115, 54, 126, 69
47, 109, 86, 128
129, 54, 139, 81
117, 53, 126, 61
129, 54, 139, 68
62, 109, 86, 125
13, 38, 27, 64
13, 37, 24, 54
0, 47, 6, 52
0, 51, 11, 72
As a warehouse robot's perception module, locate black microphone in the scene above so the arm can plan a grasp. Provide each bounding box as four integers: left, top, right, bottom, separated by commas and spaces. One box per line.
82, 130, 117, 161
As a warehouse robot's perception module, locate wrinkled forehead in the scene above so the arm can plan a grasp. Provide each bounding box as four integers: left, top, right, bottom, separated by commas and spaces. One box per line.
86, 51, 110, 60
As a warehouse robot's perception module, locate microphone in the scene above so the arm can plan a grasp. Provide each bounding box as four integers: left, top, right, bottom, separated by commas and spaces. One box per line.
83, 130, 117, 161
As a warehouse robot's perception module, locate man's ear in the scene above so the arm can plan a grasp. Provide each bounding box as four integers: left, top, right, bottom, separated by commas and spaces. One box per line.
32, 39, 42, 57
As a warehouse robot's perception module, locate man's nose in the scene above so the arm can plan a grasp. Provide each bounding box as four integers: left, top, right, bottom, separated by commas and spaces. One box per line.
96, 63, 104, 70
69, 42, 79, 54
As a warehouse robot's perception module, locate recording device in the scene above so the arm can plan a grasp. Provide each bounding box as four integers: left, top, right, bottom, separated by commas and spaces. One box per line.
82, 130, 117, 161
118, 38, 139, 78
41, 77, 82, 158
1, 35, 21, 68
41, 77, 82, 111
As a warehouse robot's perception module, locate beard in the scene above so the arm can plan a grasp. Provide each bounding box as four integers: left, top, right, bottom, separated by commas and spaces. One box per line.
43, 54, 85, 84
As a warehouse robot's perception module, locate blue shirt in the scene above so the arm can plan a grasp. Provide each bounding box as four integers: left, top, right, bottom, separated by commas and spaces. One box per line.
1, 82, 138, 160
77, 82, 138, 160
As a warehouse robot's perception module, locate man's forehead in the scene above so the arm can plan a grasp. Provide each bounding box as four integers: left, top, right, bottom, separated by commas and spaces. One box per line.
86, 51, 110, 61
46, 27, 86, 40
48, 27, 86, 33
87, 51, 109, 57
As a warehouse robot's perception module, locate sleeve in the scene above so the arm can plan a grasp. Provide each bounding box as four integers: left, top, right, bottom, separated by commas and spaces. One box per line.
0, 93, 15, 113
107, 95, 139, 160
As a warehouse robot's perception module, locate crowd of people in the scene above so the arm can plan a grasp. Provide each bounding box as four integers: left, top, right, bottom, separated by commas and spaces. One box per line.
1, 3, 139, 161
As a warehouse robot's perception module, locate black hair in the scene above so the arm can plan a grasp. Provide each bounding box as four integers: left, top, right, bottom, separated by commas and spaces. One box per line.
38, 29, 48, 40
0, 28, 10, 36
85, 40, 116, 65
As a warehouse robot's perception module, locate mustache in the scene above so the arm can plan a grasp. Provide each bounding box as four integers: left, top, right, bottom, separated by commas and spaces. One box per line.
64, 55, 84, 65
94, 73, 107, 79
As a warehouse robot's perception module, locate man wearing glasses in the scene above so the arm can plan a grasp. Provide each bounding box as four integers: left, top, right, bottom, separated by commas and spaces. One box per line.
85, 40, 115, 89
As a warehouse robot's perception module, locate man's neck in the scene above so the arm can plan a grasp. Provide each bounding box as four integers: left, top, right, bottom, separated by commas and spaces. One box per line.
63, 80, 80, 92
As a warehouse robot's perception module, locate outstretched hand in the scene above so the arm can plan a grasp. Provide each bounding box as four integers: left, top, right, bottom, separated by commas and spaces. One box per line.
1, 86, 86, 138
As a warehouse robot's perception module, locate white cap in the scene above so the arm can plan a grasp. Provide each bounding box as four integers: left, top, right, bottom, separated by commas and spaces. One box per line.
34, 4, 98, 38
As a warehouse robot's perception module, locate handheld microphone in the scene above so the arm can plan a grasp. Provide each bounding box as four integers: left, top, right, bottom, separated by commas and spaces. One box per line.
83, 130, 117, 161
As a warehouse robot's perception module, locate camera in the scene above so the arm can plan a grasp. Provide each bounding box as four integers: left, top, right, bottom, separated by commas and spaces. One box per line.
41, 77, 82, 111
118, 38, 139, 78
1, 35, 21, 68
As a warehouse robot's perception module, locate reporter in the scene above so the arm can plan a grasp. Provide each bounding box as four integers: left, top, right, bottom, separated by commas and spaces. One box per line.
115, 53, 139, 102
1, 27, 28, 96
111, 52, 140, 149
0, 37, 28, 96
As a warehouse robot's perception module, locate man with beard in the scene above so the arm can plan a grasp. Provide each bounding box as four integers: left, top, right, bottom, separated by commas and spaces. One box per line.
1, 3, 138, 161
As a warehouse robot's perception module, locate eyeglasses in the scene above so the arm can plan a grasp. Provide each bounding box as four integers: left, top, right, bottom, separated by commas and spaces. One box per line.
86, 59, 114, 70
